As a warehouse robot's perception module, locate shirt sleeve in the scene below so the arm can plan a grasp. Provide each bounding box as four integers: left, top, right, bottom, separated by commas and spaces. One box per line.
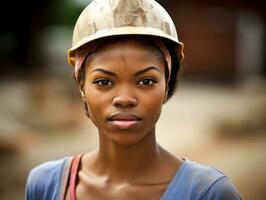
25, 166, 46, 200
25, 173, 33, 200
25, 158, 69, 200
203, 176, 242, 200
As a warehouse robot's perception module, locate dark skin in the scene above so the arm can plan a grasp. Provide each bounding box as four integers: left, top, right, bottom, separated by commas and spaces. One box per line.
65, 38, 183, 200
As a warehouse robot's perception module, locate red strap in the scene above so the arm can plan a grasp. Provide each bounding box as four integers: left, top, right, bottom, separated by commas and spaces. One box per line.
70, 154, 83, 200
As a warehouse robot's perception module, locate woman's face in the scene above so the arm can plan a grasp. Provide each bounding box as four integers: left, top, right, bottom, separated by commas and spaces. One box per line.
83, 38, 167, 145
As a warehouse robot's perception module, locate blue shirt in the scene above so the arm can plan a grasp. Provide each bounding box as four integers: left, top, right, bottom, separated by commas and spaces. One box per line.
25, 157, 241, 200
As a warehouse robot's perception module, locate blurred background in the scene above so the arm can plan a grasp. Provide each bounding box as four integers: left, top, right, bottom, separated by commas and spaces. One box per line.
0, 0, 265, 199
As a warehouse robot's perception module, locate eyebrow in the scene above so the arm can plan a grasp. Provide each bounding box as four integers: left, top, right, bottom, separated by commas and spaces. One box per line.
134, 66, 161, 76
92, 68, 116, 76
92, 66, 161, 76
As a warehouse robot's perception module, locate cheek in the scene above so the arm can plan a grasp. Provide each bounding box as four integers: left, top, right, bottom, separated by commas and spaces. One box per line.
83, 88, 111, 123
140, 84, 166, 120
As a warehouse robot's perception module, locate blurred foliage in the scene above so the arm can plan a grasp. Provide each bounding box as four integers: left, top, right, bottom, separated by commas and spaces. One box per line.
47, 0, 86, 27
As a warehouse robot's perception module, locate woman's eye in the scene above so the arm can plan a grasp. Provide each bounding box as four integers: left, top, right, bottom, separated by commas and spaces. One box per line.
138, 79, 156, 86
93, 79, 113, 86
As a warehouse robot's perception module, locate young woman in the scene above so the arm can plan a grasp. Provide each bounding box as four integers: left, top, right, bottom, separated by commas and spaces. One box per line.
25, 0, 242, 199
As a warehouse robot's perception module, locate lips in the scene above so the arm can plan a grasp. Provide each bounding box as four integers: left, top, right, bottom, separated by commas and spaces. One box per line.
108, 113, 141, 129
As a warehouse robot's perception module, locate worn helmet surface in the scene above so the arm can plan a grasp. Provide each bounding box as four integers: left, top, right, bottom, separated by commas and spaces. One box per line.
68, 0, 184, 66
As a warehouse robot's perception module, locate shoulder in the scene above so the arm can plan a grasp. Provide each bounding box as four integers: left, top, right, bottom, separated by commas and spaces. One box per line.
185, 160, 241, 199
202, 176, 242, 200
25, 157, 72, 200
163, 159, 241, 200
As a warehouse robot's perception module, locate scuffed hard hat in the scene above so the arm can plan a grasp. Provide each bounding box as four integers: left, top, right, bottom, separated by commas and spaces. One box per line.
68, 0, 184, 67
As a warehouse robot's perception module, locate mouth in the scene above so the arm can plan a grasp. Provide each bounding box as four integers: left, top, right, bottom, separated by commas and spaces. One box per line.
108, 113, 141, 129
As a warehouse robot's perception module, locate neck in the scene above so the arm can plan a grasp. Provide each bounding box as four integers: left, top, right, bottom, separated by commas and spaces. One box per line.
93, 127, 161, 183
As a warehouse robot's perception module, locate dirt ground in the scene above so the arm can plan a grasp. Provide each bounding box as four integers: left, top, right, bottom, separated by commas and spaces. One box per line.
0, 78, 265, 200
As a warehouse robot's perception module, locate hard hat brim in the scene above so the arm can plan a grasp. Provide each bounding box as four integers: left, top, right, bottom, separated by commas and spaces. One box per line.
68, 27, 183, 66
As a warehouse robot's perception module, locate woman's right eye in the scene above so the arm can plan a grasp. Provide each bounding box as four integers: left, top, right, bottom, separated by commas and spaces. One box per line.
93, 79, 113, 86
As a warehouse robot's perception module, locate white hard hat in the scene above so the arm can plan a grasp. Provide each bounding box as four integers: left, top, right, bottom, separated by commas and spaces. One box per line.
68, 0, 184, 66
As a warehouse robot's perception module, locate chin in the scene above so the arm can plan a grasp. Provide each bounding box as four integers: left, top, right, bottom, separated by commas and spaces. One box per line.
104, 129, 149, 146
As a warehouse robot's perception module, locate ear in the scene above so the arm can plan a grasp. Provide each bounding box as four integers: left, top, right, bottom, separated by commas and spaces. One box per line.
176, 42, 185, 63
80, 90, 88, 106
81, 90, 86, 100
163, 84, 169, 104
163, 97, 167, 104
80, 90, 91, 118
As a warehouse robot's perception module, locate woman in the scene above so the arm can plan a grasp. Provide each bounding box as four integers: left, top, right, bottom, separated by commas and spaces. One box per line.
25, 0, 241, 199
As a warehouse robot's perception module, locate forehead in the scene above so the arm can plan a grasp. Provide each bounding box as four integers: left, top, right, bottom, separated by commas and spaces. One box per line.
85, 36, 165, 65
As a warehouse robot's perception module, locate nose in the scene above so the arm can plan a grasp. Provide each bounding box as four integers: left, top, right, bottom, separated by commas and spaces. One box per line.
112, 90, 137, 108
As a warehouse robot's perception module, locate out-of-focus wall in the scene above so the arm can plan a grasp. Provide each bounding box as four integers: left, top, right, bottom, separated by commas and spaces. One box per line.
162, 0, 265, 81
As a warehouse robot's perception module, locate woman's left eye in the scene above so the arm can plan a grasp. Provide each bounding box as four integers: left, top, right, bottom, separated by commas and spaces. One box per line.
138, 79, 156, 86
